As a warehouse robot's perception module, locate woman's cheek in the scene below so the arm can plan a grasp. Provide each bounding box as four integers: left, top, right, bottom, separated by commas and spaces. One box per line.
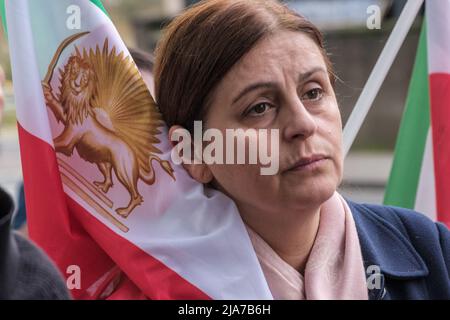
210, 163, 261, 198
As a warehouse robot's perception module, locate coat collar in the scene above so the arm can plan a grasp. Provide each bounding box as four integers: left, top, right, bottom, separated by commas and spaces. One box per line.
347, 200, 429, 279
0, 187, 20, 299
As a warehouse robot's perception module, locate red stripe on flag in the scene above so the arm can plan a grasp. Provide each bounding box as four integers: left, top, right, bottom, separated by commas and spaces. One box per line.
69, 196, 211, 299
429, 73, 450, 227
18, 123, 210, 299
18, 123, 114, 299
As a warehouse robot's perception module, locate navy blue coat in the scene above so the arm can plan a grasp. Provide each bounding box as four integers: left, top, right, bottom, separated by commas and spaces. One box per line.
348, 201, 450, 300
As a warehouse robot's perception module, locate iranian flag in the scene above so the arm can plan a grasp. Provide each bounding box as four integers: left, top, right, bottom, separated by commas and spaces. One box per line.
1, 0, 271, 299
384, 1, 450, 228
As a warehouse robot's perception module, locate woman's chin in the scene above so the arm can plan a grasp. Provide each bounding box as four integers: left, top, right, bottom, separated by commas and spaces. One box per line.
283, 178, 338, 209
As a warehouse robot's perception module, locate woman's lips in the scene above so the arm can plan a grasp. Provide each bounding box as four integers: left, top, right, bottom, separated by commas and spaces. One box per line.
286, 155, 329, 172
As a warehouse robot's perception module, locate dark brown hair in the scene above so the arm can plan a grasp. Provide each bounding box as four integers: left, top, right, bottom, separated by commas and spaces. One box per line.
154, 0, 334, 132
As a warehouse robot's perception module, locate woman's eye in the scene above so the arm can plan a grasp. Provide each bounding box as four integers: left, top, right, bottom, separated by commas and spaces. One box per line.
245, 103, 273, 117
302, 88, 323, 101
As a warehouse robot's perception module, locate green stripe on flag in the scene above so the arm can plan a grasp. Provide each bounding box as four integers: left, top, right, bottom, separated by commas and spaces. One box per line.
0, 0, 7, 36
384, 20, 430, 208
91, 0, 109, 16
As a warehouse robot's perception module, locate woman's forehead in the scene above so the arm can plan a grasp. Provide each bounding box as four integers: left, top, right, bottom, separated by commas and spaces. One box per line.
223, 31, 326, 87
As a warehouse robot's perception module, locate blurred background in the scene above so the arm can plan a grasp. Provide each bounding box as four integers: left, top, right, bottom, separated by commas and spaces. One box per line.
0, 0, 422, 206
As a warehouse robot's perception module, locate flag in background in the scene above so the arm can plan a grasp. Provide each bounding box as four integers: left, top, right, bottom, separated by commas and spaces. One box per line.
384, 1, 450, 227
1, 0, 272, 299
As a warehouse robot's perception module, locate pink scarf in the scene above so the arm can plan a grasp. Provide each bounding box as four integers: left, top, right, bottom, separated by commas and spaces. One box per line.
246, 192, 368, 300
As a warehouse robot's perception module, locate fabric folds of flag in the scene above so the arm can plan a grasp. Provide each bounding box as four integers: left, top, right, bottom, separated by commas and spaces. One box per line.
1, 0, 272, 299
384, 1, 450, 227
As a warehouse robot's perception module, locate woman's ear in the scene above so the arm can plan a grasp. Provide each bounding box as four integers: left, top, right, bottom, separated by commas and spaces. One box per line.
168, 125, 214, 184
183, 162, 214, 184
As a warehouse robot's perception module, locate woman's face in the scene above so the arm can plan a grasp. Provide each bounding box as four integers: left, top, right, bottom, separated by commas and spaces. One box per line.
203, 30, 343, 219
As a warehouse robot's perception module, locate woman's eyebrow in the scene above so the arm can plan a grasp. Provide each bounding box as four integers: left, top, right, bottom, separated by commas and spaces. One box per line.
298, 67, 327, 83
232, 67, 327, 104
232, 82, 276, 104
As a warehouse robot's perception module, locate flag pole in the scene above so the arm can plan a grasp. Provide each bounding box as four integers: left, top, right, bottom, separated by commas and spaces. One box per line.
342, 0, 425, 156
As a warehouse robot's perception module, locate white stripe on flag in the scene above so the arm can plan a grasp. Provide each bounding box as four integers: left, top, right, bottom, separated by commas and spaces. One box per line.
6, 0, 54, 146
414, 128, 437, 220
427, 0, 450, 74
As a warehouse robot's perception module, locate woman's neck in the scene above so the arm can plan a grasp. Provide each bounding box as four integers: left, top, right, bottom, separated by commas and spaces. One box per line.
239, 203, 321, 274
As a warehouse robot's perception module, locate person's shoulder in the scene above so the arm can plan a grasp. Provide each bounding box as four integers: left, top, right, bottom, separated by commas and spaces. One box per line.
347, 200, 449, 266
10, 233, 71, 300
346, 200, 445, 235
346, 200, 450, 299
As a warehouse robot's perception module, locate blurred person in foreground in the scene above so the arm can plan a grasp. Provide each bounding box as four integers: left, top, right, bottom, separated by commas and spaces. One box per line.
0, 187, 70, 299
12, 183, 28, 236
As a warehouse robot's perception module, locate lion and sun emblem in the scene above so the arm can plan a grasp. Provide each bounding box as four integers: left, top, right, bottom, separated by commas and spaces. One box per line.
42, 32, 175, 228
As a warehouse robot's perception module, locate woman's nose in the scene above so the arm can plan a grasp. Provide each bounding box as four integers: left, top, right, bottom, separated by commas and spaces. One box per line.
282, 97, 318, 141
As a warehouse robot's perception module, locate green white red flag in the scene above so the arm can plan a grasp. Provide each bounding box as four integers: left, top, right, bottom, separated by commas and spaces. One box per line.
385, 1, 450, 228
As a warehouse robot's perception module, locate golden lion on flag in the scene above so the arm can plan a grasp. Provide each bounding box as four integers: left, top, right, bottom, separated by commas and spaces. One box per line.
42, 32, 175, 219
